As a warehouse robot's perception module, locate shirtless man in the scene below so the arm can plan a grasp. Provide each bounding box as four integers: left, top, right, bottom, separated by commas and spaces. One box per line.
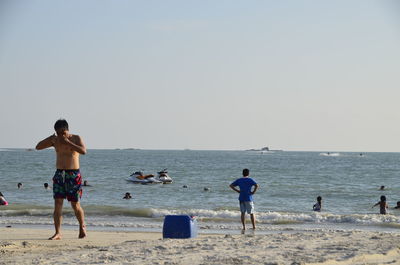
36, 119, 87, 240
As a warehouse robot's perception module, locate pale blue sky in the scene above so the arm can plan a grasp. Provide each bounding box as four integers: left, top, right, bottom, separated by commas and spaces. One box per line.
1, 1, 399, 151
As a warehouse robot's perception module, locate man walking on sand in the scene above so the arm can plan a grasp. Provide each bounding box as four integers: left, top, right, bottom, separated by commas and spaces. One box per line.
230, 168, 259, 230
36, 119, 87, 240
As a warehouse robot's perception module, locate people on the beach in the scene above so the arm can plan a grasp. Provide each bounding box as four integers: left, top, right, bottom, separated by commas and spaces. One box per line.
44, 183, 50, 190
0, 192, 8, 206
313, 196, 322, 212
372, 195, 388, 214
36, 119, 87, 240
229, 168, 259, 230
123, 192, 132, 199
394, 201, 400, 209
17, 183, 22, 189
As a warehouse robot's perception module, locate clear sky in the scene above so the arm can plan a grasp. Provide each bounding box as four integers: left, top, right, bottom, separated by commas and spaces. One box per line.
1, 1, 399, 151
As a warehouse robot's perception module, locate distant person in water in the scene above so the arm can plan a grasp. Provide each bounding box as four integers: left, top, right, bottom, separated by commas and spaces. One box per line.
44, 183, 50, 190
394, 201, 400, 210
83, 180, 91, 187
380, 186, 385, 190
229, 168, 259, 230
123, 192, 132, 199
313, 196, 322, 212
36, 119, 87, 240
372, 195, 388, 214
17, 183, 22, 189
0, 192, 8, 206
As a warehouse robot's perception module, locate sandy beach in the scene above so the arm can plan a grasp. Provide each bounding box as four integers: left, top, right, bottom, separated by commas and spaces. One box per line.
1, 227, 400, 265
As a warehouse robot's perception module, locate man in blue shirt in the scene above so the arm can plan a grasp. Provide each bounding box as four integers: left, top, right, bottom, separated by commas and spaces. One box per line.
229, 168, 259, 230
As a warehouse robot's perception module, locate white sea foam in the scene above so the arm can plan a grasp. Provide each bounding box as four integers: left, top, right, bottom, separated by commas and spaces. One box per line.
147, 208, 400, 225
2, 206, 399, 226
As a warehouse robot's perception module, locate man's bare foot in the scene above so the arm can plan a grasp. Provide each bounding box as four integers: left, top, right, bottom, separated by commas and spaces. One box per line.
49, 233, 62, 240
79, 225, 86, 239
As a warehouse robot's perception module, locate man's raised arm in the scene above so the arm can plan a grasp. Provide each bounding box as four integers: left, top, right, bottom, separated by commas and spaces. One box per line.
36, 134, 56, 150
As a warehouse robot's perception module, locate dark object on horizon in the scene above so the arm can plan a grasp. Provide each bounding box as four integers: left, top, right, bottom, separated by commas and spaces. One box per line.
246, 146, 283, 152
183, 185, 188, 188
17, 183, 22, 189
204, 187, 210, 191
380, 186, 385, 190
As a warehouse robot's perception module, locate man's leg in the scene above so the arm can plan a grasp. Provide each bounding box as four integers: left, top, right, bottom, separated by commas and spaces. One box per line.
250, 213, 256, 229
49, 198, 64, 240
71, 201, 86, 238
241, 212, 246, 230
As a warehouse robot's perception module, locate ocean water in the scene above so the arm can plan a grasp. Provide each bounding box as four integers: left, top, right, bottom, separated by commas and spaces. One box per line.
1, 148, 400, 233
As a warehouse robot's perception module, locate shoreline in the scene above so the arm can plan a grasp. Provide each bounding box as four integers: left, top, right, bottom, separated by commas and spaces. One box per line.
1, 227, 400, 264
2, 219, 400, 235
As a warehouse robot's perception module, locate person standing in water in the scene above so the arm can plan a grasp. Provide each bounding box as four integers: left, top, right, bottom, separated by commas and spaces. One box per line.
229, 168, 259, 230
372, 195, 389, 215
36, 119, 87, 240
313, 196, 322, 212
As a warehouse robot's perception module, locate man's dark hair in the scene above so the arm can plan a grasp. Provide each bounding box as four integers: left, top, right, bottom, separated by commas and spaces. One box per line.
54, 119, 69, 131
242, 168, 250, 176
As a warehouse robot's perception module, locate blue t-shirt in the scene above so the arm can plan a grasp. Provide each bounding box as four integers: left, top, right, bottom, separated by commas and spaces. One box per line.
231, 177, 257, 202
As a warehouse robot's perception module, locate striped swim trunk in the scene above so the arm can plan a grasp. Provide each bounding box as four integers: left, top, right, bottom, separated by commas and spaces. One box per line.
52, 169, 83, 202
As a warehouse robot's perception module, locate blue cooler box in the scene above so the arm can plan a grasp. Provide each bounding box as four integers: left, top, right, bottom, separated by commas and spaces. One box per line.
163, 215, 198, 239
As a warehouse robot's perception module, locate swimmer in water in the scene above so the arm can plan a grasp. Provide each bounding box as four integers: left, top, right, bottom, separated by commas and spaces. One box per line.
123, 192, 132, 199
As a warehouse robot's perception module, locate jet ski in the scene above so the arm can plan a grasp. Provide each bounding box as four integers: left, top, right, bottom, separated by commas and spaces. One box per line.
127, 171, 162, 184
157, 169, 173, 184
